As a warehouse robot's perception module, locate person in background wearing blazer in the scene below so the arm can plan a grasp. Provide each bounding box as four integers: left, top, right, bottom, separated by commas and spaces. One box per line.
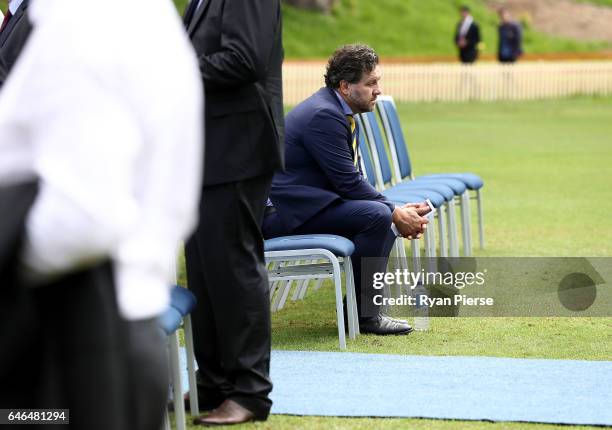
497, 7, 523, 63
263, 44, 431, 336
0, 0, 31, 87
455, 5, 481, 63
183, 0, 284, 425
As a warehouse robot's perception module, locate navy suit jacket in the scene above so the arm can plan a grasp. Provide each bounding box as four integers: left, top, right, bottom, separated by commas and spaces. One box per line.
270, 87, 394, 231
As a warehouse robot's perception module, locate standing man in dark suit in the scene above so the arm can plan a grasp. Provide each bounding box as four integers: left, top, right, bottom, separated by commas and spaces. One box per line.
0, 0, 31, 87
455, 5, 481, 64
183, 0, 284, 425
263, 44, 430, 335
497, 7, 523, 63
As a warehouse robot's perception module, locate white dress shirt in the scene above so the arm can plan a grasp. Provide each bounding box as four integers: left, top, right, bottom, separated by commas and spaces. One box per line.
8, 0, 26, 15
0, 0, 203, 320
459, 15, 474, 38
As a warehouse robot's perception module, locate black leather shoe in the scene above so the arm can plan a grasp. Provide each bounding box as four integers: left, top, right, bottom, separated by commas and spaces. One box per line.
359, 314, 413, 335
387, 316, 410, 325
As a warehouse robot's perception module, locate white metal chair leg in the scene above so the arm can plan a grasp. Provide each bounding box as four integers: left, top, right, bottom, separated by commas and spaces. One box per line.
426, 220, 437, 258
291, 272, 304, 301
269, 261, 283, 297
292, 260, 311, 301
331, 256, 347, 349
425, 222, 438, 274
297, 280, 310, 300
395, 237, 410, 291
438, 206, 448, 258
476, 189, 484, 249
343, 257, 358, 339
272, 261, 297, 311
410, 238, 421, 272
169, 332, 186, 430
268, 263, 280, 304
460, 191, 473, 256
183, 315, 199, 416
276, 280, 294, 310
423, 226, 432, 258
448, 199, 459, 257
271, 276, 290, 312
297, 261, 314, 299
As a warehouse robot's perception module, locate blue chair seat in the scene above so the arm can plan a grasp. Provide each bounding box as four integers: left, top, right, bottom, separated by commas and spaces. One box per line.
264, 234, 354, 257
170, 285, 197, 316
389, 182, 455, 200
159, 307, 183, 335
410, 177, 467, 194
418, 173, 483, 190
383, 189, 445, 208
391, 178, 467, 195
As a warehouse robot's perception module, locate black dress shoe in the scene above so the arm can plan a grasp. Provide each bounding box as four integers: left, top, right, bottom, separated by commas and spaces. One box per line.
193, 399, 260, 426
387, 315, 410, 325
359, 314, 414, 335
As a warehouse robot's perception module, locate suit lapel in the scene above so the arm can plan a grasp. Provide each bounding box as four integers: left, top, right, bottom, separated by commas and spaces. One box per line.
182, 0, 198, 28
323, 88, 357, 161
0, 3, 27, 48
187, 0, 212, 36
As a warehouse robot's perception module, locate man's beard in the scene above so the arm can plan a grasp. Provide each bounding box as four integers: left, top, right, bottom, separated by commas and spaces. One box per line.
348, 92, 375, 113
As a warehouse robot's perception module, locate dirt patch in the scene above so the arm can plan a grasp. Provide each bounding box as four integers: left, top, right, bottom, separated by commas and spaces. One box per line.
487, 0, 612, 42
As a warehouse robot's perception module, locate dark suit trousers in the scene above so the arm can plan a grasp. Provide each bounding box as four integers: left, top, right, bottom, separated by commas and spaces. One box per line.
262, 199, 397, 319
0, 264, 168, 430
185, 174, 273, 419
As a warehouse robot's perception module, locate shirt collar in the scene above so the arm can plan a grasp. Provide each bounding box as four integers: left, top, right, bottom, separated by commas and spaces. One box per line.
9, 0, 25, 15
334, 90, 354, 117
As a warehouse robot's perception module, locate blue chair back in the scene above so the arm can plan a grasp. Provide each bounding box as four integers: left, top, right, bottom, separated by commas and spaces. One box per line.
363, 111, 394, 185
379, 100, 413, 179
354, 116, 376, 187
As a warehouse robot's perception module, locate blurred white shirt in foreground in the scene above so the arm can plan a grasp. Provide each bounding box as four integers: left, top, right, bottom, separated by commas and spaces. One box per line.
0, 0, 203, 320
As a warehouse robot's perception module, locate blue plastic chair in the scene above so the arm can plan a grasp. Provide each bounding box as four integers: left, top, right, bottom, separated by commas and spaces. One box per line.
376, 96, 485, 254
356, 118, 437, 293
159, 286, 199, 430
264, 234, 358, 349
358, 112, 460, 258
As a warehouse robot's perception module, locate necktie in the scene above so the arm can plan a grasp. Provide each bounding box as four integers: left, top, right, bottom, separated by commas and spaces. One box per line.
347, 115, 358, 166
0, 11, 12, 33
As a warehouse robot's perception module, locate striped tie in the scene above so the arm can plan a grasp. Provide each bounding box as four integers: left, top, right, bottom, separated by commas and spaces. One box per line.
347, 115, 358, 166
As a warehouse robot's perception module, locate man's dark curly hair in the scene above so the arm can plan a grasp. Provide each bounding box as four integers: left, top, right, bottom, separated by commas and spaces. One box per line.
324, 44, 379, 89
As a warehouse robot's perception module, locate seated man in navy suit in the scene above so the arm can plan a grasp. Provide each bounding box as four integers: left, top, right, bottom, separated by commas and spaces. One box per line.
263, 44, 430, 335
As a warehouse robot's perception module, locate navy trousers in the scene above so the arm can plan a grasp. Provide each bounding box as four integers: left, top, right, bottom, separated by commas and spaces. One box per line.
262, 199, 397, 318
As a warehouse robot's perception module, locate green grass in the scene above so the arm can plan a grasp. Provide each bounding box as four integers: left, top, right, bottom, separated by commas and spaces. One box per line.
399, 97, 612, 257
577, 0, 612, 6
177, 97, 612, 430
279, 0, 611, 58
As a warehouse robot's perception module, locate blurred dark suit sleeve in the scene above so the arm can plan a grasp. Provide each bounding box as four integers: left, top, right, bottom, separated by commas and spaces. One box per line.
0, 0, 32, 89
